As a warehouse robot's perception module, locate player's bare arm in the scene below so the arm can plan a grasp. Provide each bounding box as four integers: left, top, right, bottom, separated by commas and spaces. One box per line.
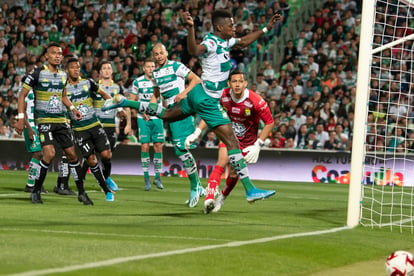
235, 13, 283, 48
62, 88, 82, 121
182, 12, 207, 56
175, 72, 201, 103
16, 86, 30, 135
150, 87, 161, 103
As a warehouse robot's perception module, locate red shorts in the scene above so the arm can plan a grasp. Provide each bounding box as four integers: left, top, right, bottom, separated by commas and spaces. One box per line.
218, 141, 247, 157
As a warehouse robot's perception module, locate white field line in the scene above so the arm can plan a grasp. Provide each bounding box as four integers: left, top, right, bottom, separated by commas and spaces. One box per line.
0, 228, 231, 242
8, 226, 352, 276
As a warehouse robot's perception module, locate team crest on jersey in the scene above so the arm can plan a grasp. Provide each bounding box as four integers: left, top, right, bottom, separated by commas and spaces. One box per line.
232, 122, 245, 137
47, 94, 61, 113
77, 103, 89, 115
244, 108, 251, 117
83, 85, 88, 92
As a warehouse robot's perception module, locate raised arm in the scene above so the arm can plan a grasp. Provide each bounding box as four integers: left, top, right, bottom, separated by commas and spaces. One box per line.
236, 13, 283, 49
182, 12, 207, 56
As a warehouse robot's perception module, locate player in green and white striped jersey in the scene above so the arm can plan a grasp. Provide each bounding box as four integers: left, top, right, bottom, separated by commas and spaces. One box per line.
103, 10, 282, 205
150, 44, 205, 207
21, 77, 43, 193
131, 58, 165, 191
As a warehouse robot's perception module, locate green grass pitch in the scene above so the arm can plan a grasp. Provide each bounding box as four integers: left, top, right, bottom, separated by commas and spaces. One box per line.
0, 170, 413, 276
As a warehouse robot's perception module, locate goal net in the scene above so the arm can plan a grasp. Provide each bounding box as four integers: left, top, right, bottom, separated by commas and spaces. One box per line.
347, 0, 414, 232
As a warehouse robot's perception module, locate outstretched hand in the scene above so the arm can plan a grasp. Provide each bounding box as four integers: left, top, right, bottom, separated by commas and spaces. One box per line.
266, 13, 283, 31
181, 11, 194, 28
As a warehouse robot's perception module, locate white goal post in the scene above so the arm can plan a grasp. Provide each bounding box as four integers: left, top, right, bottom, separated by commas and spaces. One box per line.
347, 0, 414, 232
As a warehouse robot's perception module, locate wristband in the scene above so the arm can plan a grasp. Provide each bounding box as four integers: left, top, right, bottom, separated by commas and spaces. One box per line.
194, 128, 202, 137
262, 27, 268, 34
256, 139, 265, 148
17, 113, 25, 119
69, 105, 76, 111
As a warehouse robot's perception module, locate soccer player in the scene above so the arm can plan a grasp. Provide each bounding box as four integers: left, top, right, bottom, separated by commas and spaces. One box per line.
185, 70, 274, 213
150, 43, 205, 207
65, 57, 115, 202
15, 42, 92, 205
103, 10, 280, 206
92, 61, 131, 192
21, 76, 47, 194
131, 58, 164, 191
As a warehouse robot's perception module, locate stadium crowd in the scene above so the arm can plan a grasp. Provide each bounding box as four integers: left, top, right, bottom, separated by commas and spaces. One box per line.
1, 0, 396, 153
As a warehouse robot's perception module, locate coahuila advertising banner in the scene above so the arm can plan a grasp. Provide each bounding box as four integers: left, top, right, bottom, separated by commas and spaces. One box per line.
1, 140, 413, 186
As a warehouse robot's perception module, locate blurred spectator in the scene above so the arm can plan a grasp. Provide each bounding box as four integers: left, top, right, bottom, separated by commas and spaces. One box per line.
200, 131, 219, 148
324, 131, 343, 150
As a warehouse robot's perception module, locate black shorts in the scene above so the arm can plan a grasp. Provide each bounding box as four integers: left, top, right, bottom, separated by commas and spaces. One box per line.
37, 123, 74, 149
74, 125, 110, 158
104, 127, 117, 151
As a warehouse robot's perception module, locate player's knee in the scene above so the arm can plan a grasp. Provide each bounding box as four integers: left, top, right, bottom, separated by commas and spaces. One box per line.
100, 150, 112, 161
64, 147, 79, 163
42, 147, 55, 162
87, 154, 98, 167
141, 143, 150, 152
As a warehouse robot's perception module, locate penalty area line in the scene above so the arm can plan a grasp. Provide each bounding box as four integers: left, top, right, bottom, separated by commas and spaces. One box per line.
10, 226, 351, 276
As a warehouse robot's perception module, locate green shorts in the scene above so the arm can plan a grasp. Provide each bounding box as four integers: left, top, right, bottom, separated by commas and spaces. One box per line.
179, 83, 230, 129
168, 116, 195, 151
23, 127, 42, 153
138, 117, 165, 144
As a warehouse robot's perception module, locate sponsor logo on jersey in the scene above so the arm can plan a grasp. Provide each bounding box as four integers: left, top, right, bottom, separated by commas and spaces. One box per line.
232, 107, 241, 114
244, 101, 253, 108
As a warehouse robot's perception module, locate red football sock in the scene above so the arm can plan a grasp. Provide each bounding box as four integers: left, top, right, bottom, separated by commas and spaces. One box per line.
206, 165, 225, 200
222, 176, 239, 197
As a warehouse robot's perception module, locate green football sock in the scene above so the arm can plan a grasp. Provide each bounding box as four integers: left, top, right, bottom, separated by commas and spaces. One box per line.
27, 158, 40, 186
141, 151, 150, 178
228, 149, 255, 192
178, 152, 200, 191
154, 152, 163, 178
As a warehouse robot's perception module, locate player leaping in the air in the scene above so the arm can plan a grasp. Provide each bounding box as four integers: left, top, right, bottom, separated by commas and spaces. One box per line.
185, 70, 274, 213
102, 10, 282, 205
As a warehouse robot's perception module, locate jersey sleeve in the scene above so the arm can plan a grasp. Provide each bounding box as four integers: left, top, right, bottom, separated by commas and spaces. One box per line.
118, 85, 124, 95
131, 79, 139, 95
229, 37, 237, 48
252, 91, 274, 125
88, 78, 100, 94
175, 62, 190, 79
201, 37, 217, 53
23, 67, 41, 90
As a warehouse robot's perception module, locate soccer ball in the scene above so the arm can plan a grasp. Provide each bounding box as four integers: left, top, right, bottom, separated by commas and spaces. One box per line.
385, 250, 414, 276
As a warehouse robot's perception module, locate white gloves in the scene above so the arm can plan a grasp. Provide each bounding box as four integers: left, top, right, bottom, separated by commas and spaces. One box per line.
242, 139, 264, 163
185, 128, 202, 148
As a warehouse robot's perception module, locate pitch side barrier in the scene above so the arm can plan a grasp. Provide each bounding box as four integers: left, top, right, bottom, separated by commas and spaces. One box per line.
0, 139, 411, 185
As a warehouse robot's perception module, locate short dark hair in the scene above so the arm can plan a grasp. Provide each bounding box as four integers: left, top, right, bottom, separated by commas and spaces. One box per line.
66, 57, 79, 67
47, 42, 60, 50
229, 70, 247, 80
212, 9, 232, 26
143, 58, 155, 64
100, 60, 112, 70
